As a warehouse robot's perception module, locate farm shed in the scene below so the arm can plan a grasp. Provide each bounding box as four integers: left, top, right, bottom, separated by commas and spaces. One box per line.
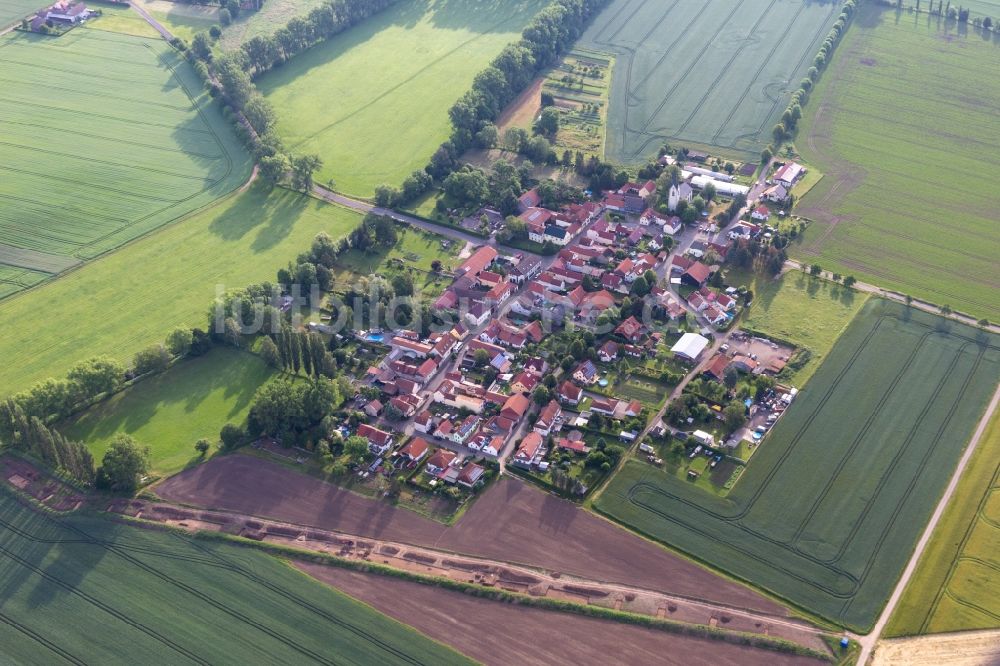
671, 333, 710, 362
690, 175, 750, 197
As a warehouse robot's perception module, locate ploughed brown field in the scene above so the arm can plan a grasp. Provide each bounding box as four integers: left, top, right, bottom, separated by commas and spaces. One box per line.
297, 564, 825, 666
155, 454, 785, 614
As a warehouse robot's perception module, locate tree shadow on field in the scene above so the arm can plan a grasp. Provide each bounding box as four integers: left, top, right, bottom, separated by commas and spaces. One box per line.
426, 0, 546, 32
249, 189, 311, 252
206, 185, 307, 252
21, 515, 111, 611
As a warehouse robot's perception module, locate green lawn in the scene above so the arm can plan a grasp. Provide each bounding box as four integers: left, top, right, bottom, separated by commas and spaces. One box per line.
576, 0, 842, 163
0, 29, 251, 291
61, 348, 275, 477
0, 186, 361, 397
732, 269, 869, 386
795, 4, 1000, 321
596, 299, 1000, 630
0, 490, 472, 665
84, 3, 163, 38
258, 0, 548, 197
886, 407, 1000, 636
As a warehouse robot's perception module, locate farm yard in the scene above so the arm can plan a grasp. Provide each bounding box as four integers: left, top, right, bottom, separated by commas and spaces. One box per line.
575, 0, 842, 163
0, 490, 470, 665
0, 186, 361, 397
886, 408, 1000, 636
257, 0, 548, 197
0, 30, 251, 295
733, 270, 868, 386
795, 4, 1000, 321
596, 300, 1000, 630
155, 455, 787, 613
61, 348, 276, 477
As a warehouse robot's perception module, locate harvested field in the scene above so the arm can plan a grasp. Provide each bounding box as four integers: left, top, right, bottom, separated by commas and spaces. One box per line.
576, 0, 842, 163
872, 629, 1000, 666
298, 564, 826, 666
596, 300, 1000, 630
0, 30, 250, 294
795, 4, 1000, 320
155, 453, 787, 614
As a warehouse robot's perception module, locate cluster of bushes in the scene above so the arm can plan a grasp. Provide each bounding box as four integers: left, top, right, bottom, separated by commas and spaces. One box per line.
385, 0, 610, 207
765, 0, 858, 158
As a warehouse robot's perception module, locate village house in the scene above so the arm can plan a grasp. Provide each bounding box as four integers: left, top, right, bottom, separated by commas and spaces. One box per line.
510, 371, 539, 395
558, 380, 584, 405
517, 187, 541, 213
450, 415, 481, 445
573, 359, 599, 385
681, 261, 712, 288
457, 463, 486, 488
590, 397, 622, 418
413, 410, 435, 434
534, 400, 562, 437
615, 316, 646, 343
399, 437, 430, 464
364, 399, 383, 418
512, 432, 544, 468
598, 340, 619, 362
389, 394, 420, 418
523, 357, 548, 378
424, 449, 457, 477
762, 183, 789, 203
556, 437, 590, 455
500, 393, 531, 423
357, 424, 394, 456
751, 204, 770, 222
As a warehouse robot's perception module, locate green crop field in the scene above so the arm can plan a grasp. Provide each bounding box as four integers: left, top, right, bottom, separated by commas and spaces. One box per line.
0, 30, 251, 295
0, 186, 360, 397
795, 4, 1000, 321
61, 348, 276, 477
596, 299, 1000, 630
258, 0, 548, 197
575, 0, 842, 163
733, 270, 869, 386
0, 490, 471, 664
886, 407, 1000, 636
218, 0, 328, 50
0, 0, 41, 28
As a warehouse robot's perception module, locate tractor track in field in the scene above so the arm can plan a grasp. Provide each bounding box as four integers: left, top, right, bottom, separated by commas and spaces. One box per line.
618, 308, 1000, 622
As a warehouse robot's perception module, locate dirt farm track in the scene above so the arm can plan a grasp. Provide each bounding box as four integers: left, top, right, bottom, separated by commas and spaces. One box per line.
298, 565, 824, 666
155, 454, 786, 614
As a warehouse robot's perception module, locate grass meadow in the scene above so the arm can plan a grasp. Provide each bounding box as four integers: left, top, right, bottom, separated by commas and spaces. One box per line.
732, 269, 869, 386
258, 0, 548, 197
218, 0, 327, 50
795, 4, 1000, 321
85, 3, 163, 38
886, 406, 1000, 636
0, 29, 251, 295
0, 491, 472, 665
0, 186, 360, 397
61, 348, 275, 477
596, 299, 1000, 630
576, 0, 841, 163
